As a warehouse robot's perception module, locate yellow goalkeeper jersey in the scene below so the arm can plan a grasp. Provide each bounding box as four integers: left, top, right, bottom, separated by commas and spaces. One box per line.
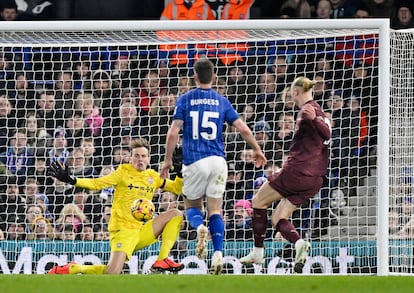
75, 164, 182, 231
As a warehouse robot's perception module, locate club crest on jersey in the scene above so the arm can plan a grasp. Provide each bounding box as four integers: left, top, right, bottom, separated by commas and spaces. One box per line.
147, 178, 153, 184
117, 243, 122, 248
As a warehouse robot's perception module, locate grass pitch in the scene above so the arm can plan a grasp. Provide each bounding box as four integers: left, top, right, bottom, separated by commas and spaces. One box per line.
1, 275, 414, 293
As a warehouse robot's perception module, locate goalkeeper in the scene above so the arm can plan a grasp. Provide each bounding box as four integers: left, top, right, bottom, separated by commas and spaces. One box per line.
47, 138, 185, 274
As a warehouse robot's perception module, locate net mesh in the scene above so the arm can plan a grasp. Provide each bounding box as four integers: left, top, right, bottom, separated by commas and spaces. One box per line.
0, 23, 392, 274
389, 29, 414, 274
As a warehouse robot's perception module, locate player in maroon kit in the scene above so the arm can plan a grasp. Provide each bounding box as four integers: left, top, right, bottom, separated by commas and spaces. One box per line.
240, 76, 331, 273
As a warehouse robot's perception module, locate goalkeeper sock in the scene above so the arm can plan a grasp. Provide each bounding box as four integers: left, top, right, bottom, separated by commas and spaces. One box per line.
158, 214, 183, 260
208, 213, 224, 252
186, 207, 204, 230
70, 264, 107, 274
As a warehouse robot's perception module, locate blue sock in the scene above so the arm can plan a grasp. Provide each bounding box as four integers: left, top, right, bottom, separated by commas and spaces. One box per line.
186, 207, 204, 229
209, 214, 224, 252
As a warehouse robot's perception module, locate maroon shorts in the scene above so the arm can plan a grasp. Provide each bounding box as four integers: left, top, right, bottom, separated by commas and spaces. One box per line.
268, 168, 323, 206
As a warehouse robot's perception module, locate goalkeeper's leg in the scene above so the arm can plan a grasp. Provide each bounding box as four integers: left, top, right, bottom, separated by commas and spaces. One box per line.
141, 209, 185, 273
48, 263, 106, 274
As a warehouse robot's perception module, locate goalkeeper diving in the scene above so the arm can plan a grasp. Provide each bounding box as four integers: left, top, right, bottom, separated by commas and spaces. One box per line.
47, 138, 185, 274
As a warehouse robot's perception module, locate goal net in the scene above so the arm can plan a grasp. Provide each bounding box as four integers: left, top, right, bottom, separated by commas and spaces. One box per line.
0, 19, 398, 275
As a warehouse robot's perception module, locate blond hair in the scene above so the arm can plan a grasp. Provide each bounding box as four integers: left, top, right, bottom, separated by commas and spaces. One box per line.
55, 203, 88, 225
292, 77, 317, 92
130, 137, 149, 150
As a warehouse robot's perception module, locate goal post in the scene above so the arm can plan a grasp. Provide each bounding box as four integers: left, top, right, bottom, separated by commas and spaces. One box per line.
0, 19, 400, 275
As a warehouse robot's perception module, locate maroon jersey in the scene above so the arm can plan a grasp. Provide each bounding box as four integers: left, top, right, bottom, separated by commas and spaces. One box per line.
284, 100, 331, 177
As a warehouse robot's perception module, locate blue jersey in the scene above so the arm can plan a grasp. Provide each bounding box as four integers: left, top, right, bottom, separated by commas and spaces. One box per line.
174, 88, 239, 165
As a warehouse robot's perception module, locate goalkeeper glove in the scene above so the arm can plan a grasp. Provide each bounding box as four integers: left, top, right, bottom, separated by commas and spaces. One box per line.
48, 161, 77, 185
172, 146, 183, 178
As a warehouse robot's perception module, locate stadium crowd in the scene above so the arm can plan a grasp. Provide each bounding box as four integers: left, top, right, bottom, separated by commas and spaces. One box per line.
0, 0, 411, 251
1, 0, 414, 29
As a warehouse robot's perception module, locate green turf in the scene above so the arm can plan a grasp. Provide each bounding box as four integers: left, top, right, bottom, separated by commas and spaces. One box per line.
1, 275, 414, 293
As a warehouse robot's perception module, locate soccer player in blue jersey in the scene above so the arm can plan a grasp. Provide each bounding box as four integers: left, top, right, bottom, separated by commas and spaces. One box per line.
240, 77, 331, 273
161, 57, 267, 274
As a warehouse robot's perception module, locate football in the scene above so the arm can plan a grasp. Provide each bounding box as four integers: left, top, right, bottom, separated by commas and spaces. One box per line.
131, 198, 155, 222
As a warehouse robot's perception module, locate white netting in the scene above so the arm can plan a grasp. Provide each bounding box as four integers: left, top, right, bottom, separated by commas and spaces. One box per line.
389, 29, 414, 274
0, 20, 393, 275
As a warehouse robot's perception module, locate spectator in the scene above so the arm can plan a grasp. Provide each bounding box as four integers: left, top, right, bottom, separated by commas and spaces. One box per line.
94, 224, 109, 241
0, 176, 25, 232
177, 75, 196, 95
0, 1, 17, 21
255, 72, 276, 117
264, 85, 295, 132
392, 2, 414, 29
114, 55, 139, 89
5, 214, 26, 240
225, 199, 253, 240
211, 75, 225, 94
80, 137, 101, 172
161, 0, 214, 20
33, 155, 53, 193
66, 187, 103, 226
91, 69, 120, 119
20, 111, 51, 154
315, 0, 332, 18
65, 110, 91, 150
223, 161, 245, 211
226, 63, 255, 112
226, 104, 257, 152
48, 126, 70, 165
366, 0, 395, 18
120, 88, 139, 106
80, 221, 94, 241
268, 55, 295, 95
312, 73, 331, 106
158, 191, 179, 213
35, 91, 64, 136
23, 177, 41, 205
73, 60, 92, 90
103, 145, 131, 167
101, 204, 112, 226
101, 102, 141, 156
0, 128, 35, 183
155, 58, 174, 90
10, 71, 36, 119
236, 148, 259, 191
75, 92, 104, 137
67, 147, 98, 178
353, 2, 371, 18
27, 216, 54, 240
149, 90, 177, 166
280, 0, 312, 18
0, 95, 15, 153
0, 53, 13, 93
54, 71, 77, 112
159, 0, 215, 67
35, 193, 53, 220
253, 120, 282, 163
55, 203, 88, 236
24, 204, 45, 234
45, 176, 69, 216
329, 0, 358, 18
138, 69, 164, 120
274, 113, 295, 152
56, 224, 77, 241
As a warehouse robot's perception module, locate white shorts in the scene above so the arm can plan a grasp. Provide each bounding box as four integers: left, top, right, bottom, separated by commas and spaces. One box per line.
182, 156, 228, 200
